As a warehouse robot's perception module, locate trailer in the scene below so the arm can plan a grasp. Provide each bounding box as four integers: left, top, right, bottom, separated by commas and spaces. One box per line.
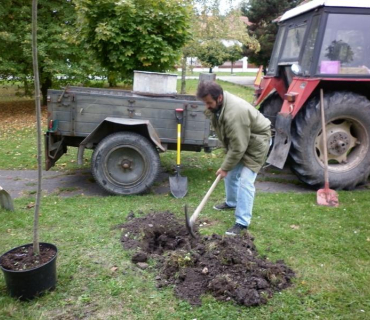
45, 85, 218, 195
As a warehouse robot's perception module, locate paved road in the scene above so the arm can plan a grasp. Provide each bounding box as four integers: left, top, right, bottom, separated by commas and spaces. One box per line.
217, 76, 255, 87
1, 165, 368, 199
0, 166, 313, 199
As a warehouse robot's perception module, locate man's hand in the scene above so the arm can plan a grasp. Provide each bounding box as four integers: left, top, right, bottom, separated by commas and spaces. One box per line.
216, 168, 228, 178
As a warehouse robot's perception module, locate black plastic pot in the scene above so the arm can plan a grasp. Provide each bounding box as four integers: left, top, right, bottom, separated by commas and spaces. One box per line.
0, 243, 57, 300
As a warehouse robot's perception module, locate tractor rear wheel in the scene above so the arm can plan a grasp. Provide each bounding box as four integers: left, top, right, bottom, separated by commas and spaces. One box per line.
91, 132, 160, 195
290, 91, 370, 190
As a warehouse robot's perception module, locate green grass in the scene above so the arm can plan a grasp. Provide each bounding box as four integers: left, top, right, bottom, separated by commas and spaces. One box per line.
0, 85, 33, 102
0, 125, 92, 171
0, 187, 369, 319
1, 84, 370, 319
177, 79, 255, 103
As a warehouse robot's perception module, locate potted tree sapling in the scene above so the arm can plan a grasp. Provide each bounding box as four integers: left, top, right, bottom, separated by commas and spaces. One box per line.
0, 0, 58, 300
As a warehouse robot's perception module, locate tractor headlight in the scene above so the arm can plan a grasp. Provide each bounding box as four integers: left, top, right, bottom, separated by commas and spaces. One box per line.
291, 63, 302, 76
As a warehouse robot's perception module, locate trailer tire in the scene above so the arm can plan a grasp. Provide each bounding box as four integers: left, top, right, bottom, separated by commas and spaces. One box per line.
91, 132, 160, 195
290, 91, 370, 190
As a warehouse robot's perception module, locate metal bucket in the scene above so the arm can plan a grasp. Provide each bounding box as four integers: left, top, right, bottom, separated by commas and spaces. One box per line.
133, 71, 177, 94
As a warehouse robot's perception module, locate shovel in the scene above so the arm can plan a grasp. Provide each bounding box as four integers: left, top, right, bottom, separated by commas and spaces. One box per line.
185, 174, 222, 237
169, 108, 188, 198
317, 89, 339, 207
0, 185, 15, 211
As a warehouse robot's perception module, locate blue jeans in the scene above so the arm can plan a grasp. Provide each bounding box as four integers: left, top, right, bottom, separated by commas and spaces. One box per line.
224, 162, 257, 227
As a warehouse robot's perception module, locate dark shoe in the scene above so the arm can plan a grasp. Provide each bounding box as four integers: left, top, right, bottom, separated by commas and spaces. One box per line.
225, 223, 247, 236
213, 202, 236, 211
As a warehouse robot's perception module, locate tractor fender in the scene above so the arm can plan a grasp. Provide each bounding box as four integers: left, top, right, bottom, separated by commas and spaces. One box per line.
77, 117, 165, 165
266, 112, 293, 169
267, 78, 321, 169
254, 76, 287, 106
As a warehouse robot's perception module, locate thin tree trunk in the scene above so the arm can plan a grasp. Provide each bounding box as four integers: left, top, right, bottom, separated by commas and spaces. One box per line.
32, 0, 41, 256
231, 61, 234, 74
181, 56, 187, 94
209, 67, 212, 73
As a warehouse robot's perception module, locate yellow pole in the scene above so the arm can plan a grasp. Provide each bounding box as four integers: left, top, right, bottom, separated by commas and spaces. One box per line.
177, 123, 181, 165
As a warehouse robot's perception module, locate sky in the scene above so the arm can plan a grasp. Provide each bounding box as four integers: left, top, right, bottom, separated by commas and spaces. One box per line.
219, 0, 243, 14
195, 0, 244, 15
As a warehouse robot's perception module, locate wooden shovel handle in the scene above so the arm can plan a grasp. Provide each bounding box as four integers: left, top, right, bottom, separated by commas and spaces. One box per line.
320, 89, 330, 188
189, 174, 222, 225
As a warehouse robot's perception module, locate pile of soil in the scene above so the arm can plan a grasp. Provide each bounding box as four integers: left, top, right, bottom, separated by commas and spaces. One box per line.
0, 244, 56, 271
118, 211, 295, 306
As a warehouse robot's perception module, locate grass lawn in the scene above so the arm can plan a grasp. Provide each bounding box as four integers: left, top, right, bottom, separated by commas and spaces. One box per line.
176, 79, 255, 104
0, 82, 369, 319
1, 185, 369, 319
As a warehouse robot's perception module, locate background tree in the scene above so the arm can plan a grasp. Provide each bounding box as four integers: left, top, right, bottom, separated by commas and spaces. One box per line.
241, 0, 303, 73
75, 0, 192, 87
0, 0, 98, 104
180, 40, 198, 94
225, 43, 243, 74
197, 40, 228, 73
179, 5, 200, 94
179, 1, 259, 92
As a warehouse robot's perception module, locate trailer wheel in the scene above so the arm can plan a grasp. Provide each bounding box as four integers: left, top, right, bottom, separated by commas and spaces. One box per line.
259, 91, 283, 128
91, 132, 160, 195
290, 92, 370, 190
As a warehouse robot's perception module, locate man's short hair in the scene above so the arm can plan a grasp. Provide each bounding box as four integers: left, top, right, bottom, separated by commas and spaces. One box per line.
196, 81, 223, 101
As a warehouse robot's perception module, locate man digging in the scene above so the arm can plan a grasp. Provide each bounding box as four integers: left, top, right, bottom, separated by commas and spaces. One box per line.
197, 81, 271, 236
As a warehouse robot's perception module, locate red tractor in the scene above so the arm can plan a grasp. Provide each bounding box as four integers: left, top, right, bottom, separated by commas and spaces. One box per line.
255, 0, 370, 190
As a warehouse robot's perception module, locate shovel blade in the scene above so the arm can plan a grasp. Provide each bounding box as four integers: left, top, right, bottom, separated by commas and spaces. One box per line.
169, 174, 188, 199
0, 187, 15, 211
317, 188, 339, 207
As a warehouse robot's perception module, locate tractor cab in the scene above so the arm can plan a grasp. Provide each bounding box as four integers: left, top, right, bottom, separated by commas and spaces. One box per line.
256, 0, 370, 106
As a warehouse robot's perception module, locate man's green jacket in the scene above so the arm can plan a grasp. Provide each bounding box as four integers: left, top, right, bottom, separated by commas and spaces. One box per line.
209, 91, 271, 173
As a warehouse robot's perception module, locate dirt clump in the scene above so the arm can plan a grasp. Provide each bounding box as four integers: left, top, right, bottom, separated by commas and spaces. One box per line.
131, 252, 148, 263
118, 211, 295, 306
